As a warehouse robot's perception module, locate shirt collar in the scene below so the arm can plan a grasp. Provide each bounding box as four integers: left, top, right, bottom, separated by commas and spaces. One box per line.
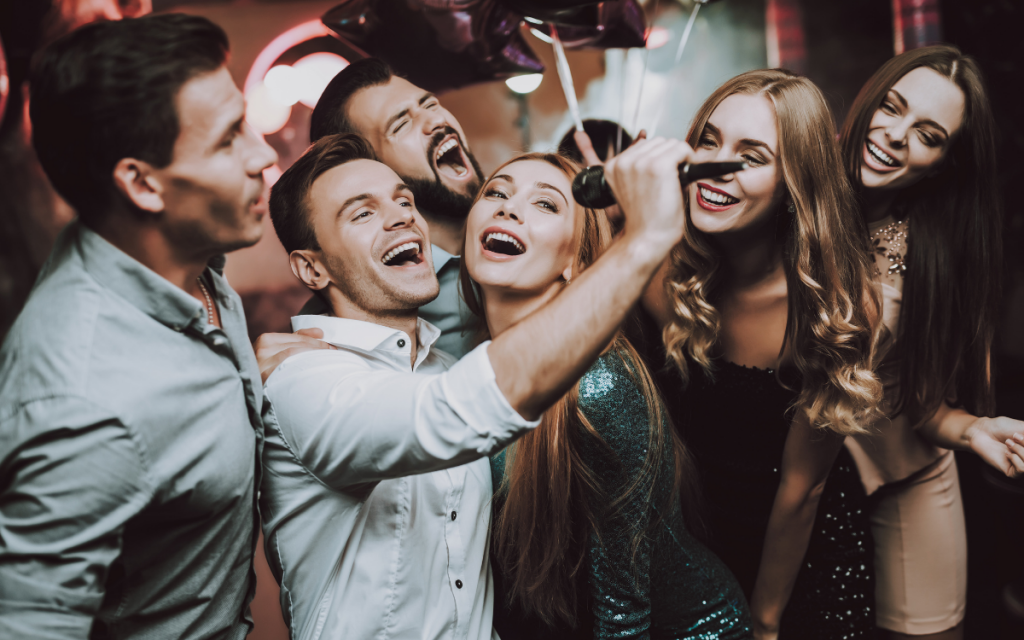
290, 315, 443, 370
431, 244, 459, 272
75, 221, 217, 332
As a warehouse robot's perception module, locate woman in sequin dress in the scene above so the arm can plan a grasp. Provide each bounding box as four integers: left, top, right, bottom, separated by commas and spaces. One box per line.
640, 69, 884, 639
839, 46, 1024, 640
459, 151, 754, 639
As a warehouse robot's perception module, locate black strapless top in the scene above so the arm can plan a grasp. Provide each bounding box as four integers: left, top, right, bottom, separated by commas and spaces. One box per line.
628, 309, 877, 639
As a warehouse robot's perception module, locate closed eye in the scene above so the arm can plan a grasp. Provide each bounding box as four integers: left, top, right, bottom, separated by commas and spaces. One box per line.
698, 135, 717, 149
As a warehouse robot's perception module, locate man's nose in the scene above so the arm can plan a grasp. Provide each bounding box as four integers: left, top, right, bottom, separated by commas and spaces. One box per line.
420, 108, 447, 135
245, 125, 278, 175
384, 201, 416, 229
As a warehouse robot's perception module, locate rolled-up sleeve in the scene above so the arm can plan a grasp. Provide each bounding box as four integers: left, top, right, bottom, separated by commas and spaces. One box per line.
264, 342, 538, 489
0, 396, 152, 640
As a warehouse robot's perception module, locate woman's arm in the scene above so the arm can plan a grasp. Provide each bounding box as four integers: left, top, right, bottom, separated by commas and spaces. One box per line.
641, 257, 674, 330
919, 402, 1024, 477
749, 413, 845, 640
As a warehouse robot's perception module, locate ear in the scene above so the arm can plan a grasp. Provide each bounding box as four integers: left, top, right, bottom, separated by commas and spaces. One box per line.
112, 157, 164, 214
562, 263, 573, 283
289, 250, 332, 292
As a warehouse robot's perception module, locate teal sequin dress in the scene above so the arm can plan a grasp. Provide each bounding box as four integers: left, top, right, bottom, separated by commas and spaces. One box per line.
491, 350, 753, 640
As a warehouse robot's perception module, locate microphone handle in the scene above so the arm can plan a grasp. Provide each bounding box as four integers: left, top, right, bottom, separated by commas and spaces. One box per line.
572, 161, 747, 209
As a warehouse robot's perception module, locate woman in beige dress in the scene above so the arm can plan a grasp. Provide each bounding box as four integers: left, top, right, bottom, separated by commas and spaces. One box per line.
840, 44, 1024, 640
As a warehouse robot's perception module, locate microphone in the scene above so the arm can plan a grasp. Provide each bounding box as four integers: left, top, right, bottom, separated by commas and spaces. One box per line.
572, 161, 748, 209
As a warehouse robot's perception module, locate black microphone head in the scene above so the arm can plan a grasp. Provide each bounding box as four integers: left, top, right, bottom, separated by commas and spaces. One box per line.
572, 166, 618, 209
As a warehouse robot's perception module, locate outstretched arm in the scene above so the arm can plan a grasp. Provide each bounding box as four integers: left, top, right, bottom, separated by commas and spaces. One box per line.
749, 414, 845, 640
490, 138, 692, 420
920, 402, 1024, 478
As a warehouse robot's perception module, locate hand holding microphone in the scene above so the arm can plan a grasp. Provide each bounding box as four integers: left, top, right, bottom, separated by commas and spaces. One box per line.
573, 160, 748, 209
598, 137, 699, 251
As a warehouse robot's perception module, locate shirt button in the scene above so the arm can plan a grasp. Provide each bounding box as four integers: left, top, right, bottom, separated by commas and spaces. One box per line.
451, 511, 457, 521
397, 339, 406, 348
455, 580, 463, 589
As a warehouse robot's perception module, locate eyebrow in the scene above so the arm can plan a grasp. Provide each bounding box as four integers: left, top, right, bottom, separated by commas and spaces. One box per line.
336, 183, 414, 219
536, 182, 568, 205
488, 175, 568, 205
336, 193, 373, 218
889, 89, 950, 138
705, 122, 775, 156
384, 92, 437, 133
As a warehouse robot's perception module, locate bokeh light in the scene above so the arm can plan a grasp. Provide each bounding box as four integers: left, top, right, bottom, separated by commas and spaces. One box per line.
506, 73, 544, 94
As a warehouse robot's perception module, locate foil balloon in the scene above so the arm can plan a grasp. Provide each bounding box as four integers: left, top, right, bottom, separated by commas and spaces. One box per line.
322, 0, 544, 92
532, 0, 647, 49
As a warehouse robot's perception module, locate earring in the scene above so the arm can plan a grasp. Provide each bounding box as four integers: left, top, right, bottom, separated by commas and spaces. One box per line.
787, 201, 796, 213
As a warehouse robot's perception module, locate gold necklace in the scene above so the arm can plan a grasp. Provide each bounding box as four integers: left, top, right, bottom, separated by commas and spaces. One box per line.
196, 277, 216, 325
869, 218, 908, 277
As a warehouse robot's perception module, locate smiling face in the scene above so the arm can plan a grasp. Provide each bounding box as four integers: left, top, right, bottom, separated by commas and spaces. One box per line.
153, 66, 278, 254
306, 159, 439, 315
464, 159, 578, 297
860, 66, 964, 192
345, 76, 484, 219
689, 92, 786, 236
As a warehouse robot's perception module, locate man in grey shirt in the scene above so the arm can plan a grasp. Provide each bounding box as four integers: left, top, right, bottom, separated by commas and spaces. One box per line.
0, 14, 277, 638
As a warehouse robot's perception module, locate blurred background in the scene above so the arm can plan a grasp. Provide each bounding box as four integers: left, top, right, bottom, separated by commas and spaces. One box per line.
1, 1, 1022, 638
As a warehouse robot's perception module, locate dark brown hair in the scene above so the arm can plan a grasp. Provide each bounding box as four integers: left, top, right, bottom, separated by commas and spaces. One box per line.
310, 58, 394, 142
269, 133, 377, 254
30, 13, 228, 224
839, 45, 1001, 424
459, 152, 694, 626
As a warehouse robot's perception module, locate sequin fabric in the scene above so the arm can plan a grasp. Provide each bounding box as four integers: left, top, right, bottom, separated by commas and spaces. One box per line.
672, 360, 877, 639
491, 351, 754, 640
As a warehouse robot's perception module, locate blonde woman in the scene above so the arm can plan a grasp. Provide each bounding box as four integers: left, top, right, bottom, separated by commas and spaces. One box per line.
642, 69, 883, 639
461, 150, 753, 639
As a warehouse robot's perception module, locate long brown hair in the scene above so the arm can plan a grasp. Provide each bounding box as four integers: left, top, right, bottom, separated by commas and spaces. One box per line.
663, 69, 882, 436
459, 152, 692, 626
839, 45, 1001, 424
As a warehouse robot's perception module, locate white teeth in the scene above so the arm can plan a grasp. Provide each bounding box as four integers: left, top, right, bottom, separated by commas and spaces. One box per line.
699, 187, 738, 205
436, 139, 459, 161
382, 241, 420, 265
484, 232, 524, 253
867, 141, 897, 167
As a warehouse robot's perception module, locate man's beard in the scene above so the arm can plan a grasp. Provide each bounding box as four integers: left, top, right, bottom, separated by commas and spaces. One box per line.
402, 128, 484, 221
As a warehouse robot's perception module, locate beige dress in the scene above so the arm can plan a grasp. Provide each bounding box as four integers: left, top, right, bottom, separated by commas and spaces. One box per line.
846, 215, 967, 634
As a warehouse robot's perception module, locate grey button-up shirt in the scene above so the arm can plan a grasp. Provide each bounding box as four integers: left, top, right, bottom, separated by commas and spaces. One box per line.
0, 221, 265, 639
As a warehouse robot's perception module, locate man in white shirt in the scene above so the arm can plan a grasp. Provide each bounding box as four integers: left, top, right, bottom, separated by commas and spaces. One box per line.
258, 132, 693, 640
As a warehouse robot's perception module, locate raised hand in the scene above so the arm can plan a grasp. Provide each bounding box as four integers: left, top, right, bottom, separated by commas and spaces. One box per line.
254, 327, 335, 384
601, 137, 694, 252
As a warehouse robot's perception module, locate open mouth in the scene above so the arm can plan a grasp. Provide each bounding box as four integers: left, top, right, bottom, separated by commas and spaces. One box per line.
434, 135, 470, 180
481, 229, 526, 257
381, 240, 425, 267
865, 139, 901, 170
696, 182, 740, 211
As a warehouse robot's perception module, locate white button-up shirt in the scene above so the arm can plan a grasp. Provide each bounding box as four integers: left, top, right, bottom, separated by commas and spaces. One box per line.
259, 315, 538, 640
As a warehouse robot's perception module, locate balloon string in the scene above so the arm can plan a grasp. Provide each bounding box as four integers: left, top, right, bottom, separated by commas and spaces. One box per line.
550, 27, 584, 132
629, 0, 660, 135
648, 0, 703, 136
630, 48, 649, 134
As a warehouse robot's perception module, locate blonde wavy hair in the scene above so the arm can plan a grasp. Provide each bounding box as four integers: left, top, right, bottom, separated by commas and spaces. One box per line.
663, 69, 882, 436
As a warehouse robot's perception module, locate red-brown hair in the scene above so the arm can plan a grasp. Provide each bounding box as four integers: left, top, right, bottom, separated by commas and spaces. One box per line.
459, 152, 694, 626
